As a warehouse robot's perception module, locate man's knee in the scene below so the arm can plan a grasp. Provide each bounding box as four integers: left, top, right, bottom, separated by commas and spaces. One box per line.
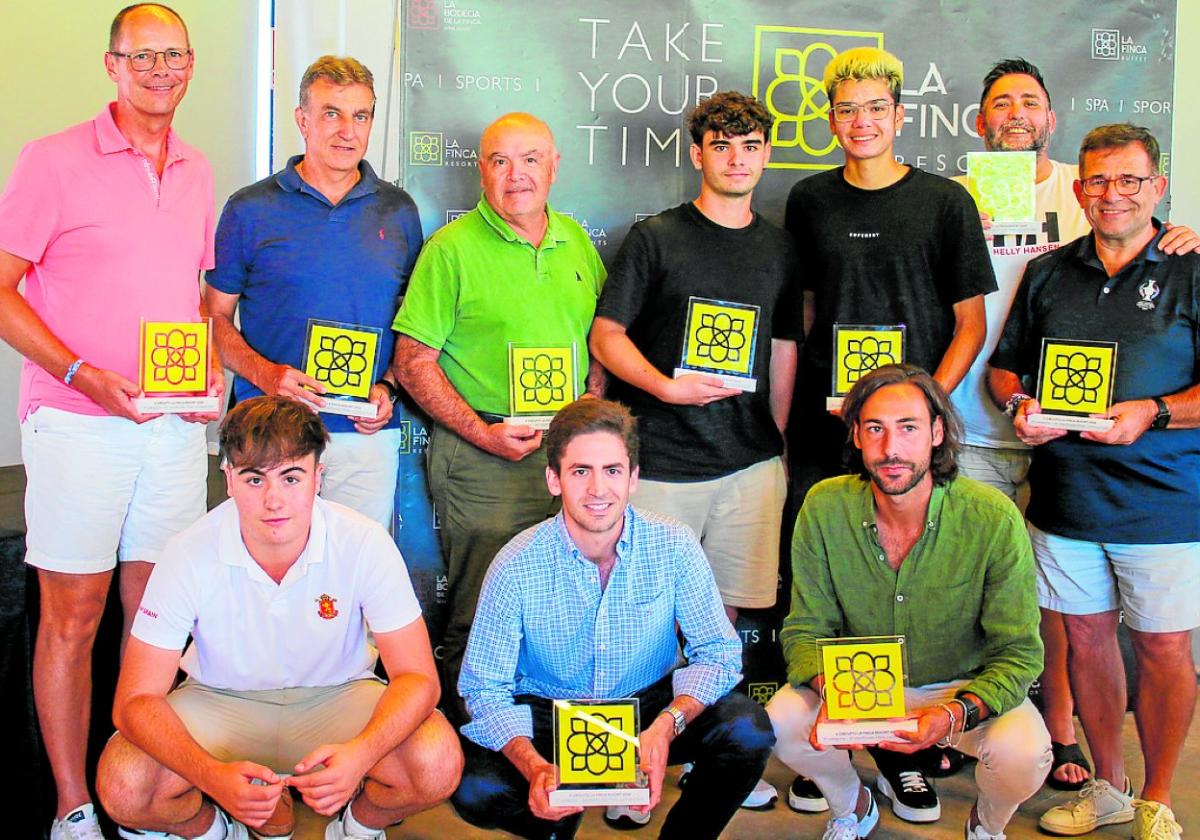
96, 735, 180, 826
703, 692, 776, 759
375, 711, 463, 808
37, 571, 110, 642
451, 769, 514, 829
979, 710, 1052, 783
1062, 611, 1120, 649
1130, 628, 1195, 671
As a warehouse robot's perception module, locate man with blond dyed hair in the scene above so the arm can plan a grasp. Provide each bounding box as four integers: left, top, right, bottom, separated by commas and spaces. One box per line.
392, 113, 606, 709
782, 46, 996, 823
207, 55, 423, 532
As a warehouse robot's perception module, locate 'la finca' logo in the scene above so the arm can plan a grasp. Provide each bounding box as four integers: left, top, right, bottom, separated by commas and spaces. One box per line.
316, 594, 339, 620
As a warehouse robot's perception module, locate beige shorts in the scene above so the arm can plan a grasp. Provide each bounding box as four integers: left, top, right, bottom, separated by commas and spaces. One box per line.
633, 457, 786, 609
166, 679, 385, 773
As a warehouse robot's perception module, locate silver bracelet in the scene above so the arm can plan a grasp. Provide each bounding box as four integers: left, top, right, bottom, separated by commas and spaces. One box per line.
64, 358, 85, 386
936, 703, 957, 748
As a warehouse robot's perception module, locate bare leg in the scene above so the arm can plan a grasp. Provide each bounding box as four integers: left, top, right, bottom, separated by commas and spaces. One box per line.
1062, 611, 1125, 786
351, 712, 463, 828
119, 560, 154, 656
97, 732, 219, 837
1040, 608, 1087, 786
1129, 629, 1196, 806
34, 568, 112, 817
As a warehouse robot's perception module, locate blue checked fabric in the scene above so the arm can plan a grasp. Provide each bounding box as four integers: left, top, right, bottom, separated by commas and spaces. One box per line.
460, 506, 743, 750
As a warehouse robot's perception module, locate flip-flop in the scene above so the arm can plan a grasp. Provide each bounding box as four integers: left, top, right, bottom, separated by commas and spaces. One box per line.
1047, 741, 1092, 791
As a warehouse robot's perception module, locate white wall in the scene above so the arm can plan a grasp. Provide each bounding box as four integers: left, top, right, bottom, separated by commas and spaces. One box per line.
0, 0, 258, 465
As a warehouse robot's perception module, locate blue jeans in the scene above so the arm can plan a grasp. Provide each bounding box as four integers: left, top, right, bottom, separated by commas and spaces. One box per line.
451, 675, 775, 839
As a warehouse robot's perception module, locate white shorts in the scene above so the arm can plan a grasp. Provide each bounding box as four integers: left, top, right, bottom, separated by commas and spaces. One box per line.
320, 428, 402, 532
1028, 522, 1200, 632
634, 457, 786, 608
21, 406, 207, 573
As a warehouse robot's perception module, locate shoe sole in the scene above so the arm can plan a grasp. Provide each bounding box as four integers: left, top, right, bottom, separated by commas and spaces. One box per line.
787, 789, 830, 814
739, 791, 779, 811
1038, 807, 1135, 836
875, 774, 941, 823
603, 815, 652, 831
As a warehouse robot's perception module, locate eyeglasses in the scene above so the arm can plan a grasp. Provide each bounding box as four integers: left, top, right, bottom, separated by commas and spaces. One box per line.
108, 48, 192, 71
831, 99, 896, 122
1079, 175, 1161, 197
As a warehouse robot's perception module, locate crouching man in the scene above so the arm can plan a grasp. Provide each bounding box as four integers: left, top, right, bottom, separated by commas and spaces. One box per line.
97, 396, 462, 840
452, 398, 775, 839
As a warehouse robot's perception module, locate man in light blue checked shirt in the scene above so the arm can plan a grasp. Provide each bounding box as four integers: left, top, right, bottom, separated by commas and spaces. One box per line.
452, 398, 775, 839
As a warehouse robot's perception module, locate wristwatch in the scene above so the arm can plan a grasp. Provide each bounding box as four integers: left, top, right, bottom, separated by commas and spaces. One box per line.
375, 379, 400, 405
1151, 396, 1171, 430
954, 692, 983, 731
661, 704, 687, 737
1004, 393, 1031, 418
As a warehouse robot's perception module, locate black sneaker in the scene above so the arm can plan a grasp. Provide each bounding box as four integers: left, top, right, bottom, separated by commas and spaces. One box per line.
870, 748, 940, 823
787, 775, 830, 813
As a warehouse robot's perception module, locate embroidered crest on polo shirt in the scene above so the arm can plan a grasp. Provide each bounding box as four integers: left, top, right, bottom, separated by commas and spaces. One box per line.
848, 231, 881, 239
316, 594, 339, 620
1137, 278, 1160, 311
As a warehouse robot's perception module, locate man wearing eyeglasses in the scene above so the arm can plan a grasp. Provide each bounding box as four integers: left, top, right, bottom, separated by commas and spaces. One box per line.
0, 5, 217, 839
989, 124, 1199, 840
782, 45, 995, 825
206, 55, 422, 532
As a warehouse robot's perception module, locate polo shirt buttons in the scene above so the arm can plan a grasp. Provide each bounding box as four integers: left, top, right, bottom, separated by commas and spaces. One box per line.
896, 594, 905, 603
1103, 288, 1111, 294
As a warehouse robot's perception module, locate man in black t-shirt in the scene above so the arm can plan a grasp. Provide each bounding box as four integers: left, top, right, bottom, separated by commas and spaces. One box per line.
781, 45, 997, 828
589, 92, 802, 815
786, 46, 996, 501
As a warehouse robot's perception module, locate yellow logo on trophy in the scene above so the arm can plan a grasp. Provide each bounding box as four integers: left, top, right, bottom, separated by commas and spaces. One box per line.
829, 324, 906, 410
550, 698, 649, 807
1030, 338, 1118, 432
134, 320, 218, 414
507, 344, 578, 430
302, 320, 383, 418
816, 636, 917, 746
674, 297, 760, 392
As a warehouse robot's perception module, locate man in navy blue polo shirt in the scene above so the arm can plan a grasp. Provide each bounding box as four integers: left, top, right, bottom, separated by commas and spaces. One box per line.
206, 55, 422, 530
989, 123, 1200, 840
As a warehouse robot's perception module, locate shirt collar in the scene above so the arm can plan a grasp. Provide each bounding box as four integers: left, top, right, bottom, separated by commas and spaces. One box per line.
550, 505, 636, 565
94, 102, 185, 163
275, 154, 381, 203
858, 478, 945, 534
475, 193, 566, 248
219, 496, 329, 581
1078, 219, 1168, 271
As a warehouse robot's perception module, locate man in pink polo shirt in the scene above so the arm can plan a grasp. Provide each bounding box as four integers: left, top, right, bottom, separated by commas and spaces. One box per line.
0, 5, 220, 838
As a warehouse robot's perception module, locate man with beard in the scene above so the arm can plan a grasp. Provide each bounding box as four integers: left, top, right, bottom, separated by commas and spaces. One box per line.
767, 364, 1049, 840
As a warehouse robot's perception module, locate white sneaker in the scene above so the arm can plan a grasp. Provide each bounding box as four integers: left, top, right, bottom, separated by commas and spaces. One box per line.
1039, 777, 1135, 835
965, 814, 1006, 840
604, 804, 652, 829
821, 788, 879, 840
741, 778, 779, 810
1132, 800, 1182, 840
52, 805, 106, 840
117, 806, 248, 840
325, 805, 386, 840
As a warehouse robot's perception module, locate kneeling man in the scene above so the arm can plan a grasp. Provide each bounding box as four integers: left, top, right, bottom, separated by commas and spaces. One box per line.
97, 396, 462, 840
453, 398, 775, 839
768, 365, 1050, 840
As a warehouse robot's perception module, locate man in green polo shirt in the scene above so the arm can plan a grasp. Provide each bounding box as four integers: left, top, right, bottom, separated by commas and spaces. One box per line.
766, 364, 1049, 840
392, 112, 605, 712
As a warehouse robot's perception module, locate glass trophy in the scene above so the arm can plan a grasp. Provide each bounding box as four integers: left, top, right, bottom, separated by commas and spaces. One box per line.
506, 343, 577, 430
1028, 338, 1117, 432
828, 324, 906, 411
673, 296, 759, 392
134, 319, 219, 413
549, 698, 650, 807
302, 320, 383, 419
815, 635, 918, 746
966, 151, 1040, 236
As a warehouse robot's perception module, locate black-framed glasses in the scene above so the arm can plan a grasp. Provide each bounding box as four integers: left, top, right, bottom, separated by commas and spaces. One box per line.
831, 99, 895, 122
108, 48, 192, 71
1079, 175, 1161, 197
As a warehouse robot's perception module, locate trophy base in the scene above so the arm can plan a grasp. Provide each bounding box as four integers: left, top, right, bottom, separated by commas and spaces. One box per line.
548, 786, 651, 807
320, 399, 379, 419
816, 718, 919, 746
826, 397, 845, 411
1027, 413, 1114, 432
134, 395, 219, 414
988, 220, 1043, 236
504, 415, 554, 431
673, 369, 756, 392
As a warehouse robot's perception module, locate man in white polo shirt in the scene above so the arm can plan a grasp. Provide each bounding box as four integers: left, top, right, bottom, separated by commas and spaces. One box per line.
95, 396, 462, 840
